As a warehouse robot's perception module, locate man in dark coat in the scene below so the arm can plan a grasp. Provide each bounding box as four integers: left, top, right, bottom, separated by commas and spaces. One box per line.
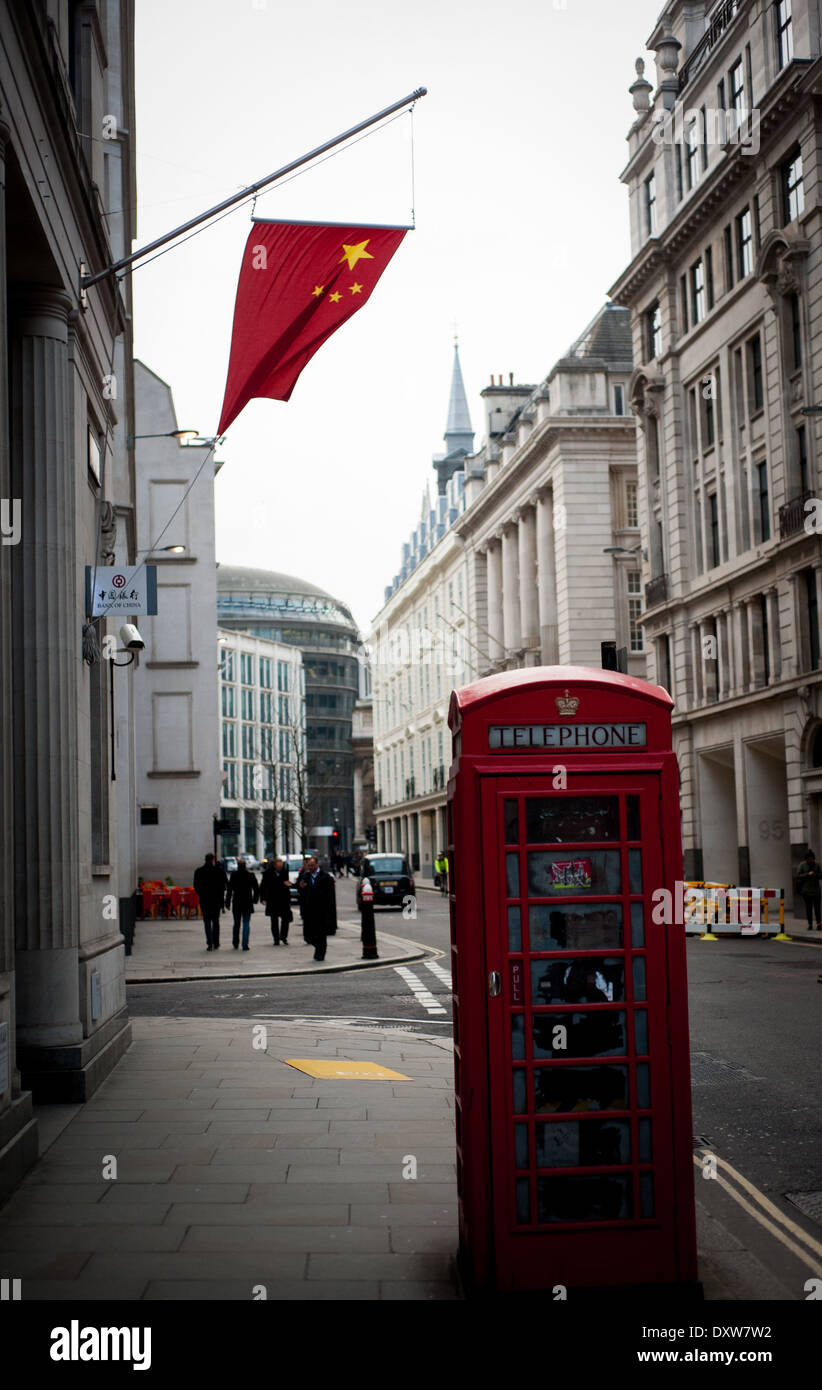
225, 858, 259, 950
260, 856, 293, 945
797, 849, 822, 929
193, 853, 227, 951
299, 855, 337, 961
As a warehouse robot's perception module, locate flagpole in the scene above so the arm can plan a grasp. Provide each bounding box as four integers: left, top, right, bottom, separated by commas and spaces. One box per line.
82, 87, 428, 290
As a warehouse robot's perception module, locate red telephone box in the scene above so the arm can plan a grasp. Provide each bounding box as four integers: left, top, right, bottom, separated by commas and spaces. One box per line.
447, 666, 697, 1295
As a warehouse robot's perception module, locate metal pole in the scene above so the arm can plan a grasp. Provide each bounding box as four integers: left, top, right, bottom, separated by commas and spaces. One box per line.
82, 87, 428, 290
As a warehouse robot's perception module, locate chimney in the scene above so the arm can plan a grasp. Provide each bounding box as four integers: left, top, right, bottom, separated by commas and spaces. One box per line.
509, 372, 514, 386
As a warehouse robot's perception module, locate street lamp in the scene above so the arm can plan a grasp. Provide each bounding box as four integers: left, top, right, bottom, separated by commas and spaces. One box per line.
603, 545, 647, 559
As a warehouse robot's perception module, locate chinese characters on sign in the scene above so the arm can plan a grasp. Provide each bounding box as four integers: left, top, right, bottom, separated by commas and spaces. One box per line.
84, 566, 158, 618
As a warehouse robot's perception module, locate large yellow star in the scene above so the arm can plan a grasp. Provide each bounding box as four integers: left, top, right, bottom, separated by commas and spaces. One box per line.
311, 285, 324, 297
349, 282, 363, 295
339, 240, 374, 271
329, 291, 342, 303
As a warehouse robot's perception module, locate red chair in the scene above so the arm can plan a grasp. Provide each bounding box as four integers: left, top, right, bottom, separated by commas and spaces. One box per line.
141, 886, 156, 919
183, 888, 199, 919
169, 886, 183, 918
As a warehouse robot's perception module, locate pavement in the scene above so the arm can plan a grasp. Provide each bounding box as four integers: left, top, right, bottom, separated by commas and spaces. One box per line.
0, 1016, 460, 1301
126, 912, 428, 983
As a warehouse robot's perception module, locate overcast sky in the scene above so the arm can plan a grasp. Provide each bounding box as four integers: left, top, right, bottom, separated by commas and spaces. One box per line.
133, 0, 658, 632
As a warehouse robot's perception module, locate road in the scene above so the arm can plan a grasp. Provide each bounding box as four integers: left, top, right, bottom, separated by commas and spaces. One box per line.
127, 879, 822, 1299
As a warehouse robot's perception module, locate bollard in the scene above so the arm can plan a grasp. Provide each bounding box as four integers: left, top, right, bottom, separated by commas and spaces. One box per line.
360, 877, 378, 960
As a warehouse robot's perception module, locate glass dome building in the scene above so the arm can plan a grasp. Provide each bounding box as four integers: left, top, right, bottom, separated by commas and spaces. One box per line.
216, 564, 361, 850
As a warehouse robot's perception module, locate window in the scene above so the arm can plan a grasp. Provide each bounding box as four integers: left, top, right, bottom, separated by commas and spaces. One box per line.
657, 635, 672, 693
709, 494, 720, 568
700, 105, 709, 171
646, 302, 662, 360
221, 684, 236, 718
686, 115, 700, 190
626, 481, 638, 528
222, 721, 236, 757
223, 759, 237, 799
627, 572, 643, 652
806, 569, 820, 670
240, 652, 255, 685
278, 694, 290, 725
280, 766, 291, 802
690, 258, 705, 324
242, 724, 255, 759
729, 58, 745, 123
798, 425, 808, 494
260, 726, 273, 762
644, 173, 657, 235
260, 690, 273, 724
277, 660, 290, 692
776, 1, 794, 69
753, 194, 761, 250
702, 376, 716, 448
614, 384, 625, 416
706, 246, 715, 310
241, 687, 255, 721
757, 461, 771, 541
675, 142, 683, 202
680, 274, 689, 333
688, 387, 698, 460
748, 334, 764, 412
724, 225, 734, 292
736, 207, 753, 277
242, 762, 256, 799
279, 728, 290, 762
790, 292, 802, 370
259, 657, 272, 689
717, 77, 726, 111
782, 147, 804, 223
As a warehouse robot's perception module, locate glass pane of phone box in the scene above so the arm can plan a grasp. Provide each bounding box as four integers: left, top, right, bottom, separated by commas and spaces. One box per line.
536, 1118, 631, 1168
537, 1173, 633, 1223
530, 902, 623, 951
535, 1064, 629, 1113
525, 796, 620, 843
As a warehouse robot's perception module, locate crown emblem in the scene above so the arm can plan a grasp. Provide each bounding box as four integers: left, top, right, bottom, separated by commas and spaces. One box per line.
555, 689, 580, 717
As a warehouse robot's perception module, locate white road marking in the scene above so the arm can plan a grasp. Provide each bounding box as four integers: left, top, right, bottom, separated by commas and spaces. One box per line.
393, 966, 448, 1015
424, 960, 453, 991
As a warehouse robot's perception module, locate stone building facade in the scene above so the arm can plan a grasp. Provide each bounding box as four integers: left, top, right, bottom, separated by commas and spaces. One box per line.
133, 363, 223, 885
371, 321, 641, 881
0, 0, 137, 1197
610, 0, 822, 894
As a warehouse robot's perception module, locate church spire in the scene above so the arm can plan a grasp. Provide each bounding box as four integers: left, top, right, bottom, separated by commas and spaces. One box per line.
434, 339, 474, 495
444, 339, 474, 456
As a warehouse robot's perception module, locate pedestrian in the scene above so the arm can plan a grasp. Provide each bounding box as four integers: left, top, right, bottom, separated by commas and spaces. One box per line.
797, 849, 822, 930
226, 857, 259, 950
434, 850, 449, 895
299, 854, 337, 961
260, 856, 292, 945
193, 852, 227, 951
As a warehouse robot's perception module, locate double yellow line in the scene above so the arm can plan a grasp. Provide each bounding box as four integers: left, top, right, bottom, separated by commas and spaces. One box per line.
693, 1147, 822, 1278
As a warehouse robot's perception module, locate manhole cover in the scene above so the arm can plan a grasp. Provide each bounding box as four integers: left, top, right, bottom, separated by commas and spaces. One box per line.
785, 1191, 822, 1226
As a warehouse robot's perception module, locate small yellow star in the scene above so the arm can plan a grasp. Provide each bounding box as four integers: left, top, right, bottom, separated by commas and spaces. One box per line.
339, 240, 374, 271
349, 282, 363, 295
311, 285, 324, 297
329, 291, 342, 303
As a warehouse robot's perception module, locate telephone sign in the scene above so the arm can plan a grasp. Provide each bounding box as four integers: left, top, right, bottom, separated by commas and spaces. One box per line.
447, 666, 697, 1295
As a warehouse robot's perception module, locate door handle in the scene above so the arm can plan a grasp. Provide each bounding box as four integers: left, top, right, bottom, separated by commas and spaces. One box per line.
488, 971, 501, 997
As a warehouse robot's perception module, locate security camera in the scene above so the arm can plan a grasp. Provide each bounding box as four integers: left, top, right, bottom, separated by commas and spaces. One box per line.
120, 623, 145, 651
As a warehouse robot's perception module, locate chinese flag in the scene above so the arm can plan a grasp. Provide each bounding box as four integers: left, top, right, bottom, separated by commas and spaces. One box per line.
217, 219, 409, 432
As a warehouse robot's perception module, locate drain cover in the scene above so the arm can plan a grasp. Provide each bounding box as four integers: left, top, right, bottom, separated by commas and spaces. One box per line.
785, 1191, 822, 1226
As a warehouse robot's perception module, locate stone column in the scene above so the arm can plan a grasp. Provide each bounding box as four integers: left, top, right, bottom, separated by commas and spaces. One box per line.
815, 566, 822, 669
536, 492, 558, 664
501, 523, 521, 657
689, 623, 701, 706
716, 611, 728, 700
747, 598, 765, 688
517, 506, 539, 660
485, 540, 504, 665
10, 288, 82, 1050
730, 601, 745, 695
0, 123, 13, 986
765, 586, 780, 682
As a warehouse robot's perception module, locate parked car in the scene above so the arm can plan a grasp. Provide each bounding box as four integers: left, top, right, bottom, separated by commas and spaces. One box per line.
356, 854, 415, 910
284, 853, 306, 903
243, 853, 260, 872
222, 856, 238, 875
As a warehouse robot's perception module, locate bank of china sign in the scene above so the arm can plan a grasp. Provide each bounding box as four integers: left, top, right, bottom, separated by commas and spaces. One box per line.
488, 723, 647, 749
85, 566, 158, 618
